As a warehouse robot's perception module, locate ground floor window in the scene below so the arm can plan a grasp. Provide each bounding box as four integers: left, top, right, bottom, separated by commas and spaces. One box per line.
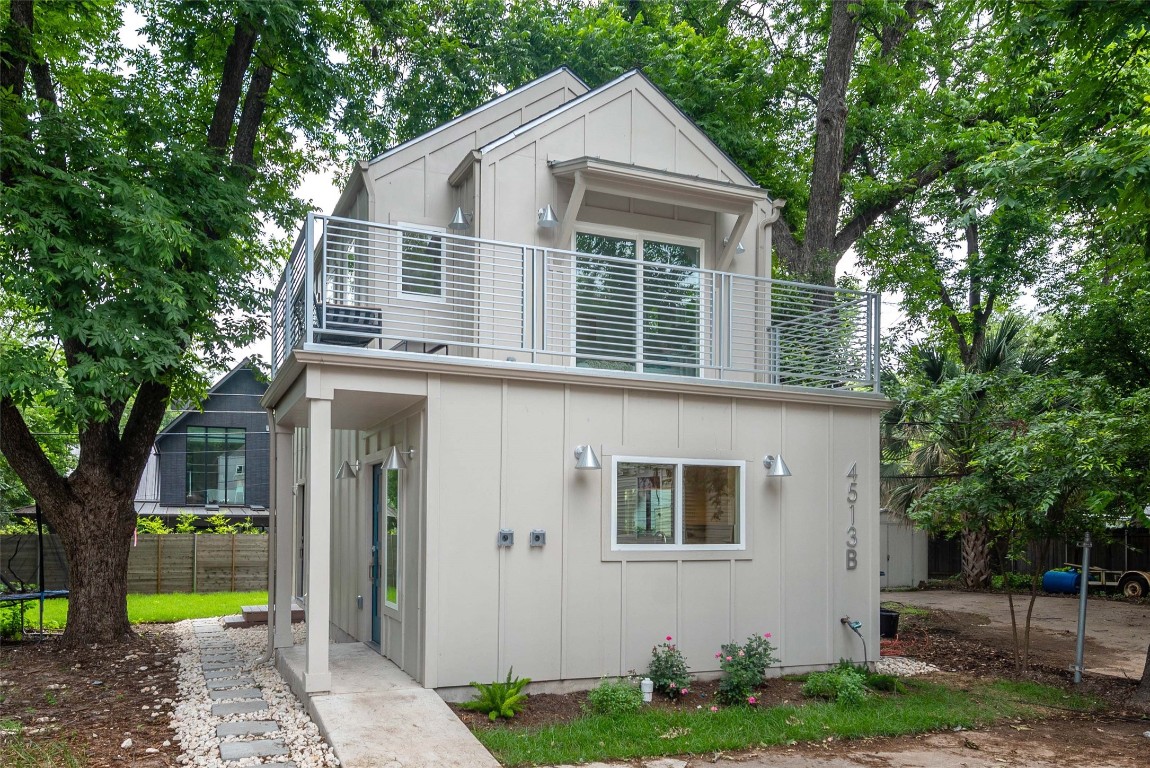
613, 457, 744, 550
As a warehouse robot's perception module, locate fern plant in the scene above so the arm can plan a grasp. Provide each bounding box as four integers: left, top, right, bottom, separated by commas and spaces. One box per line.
460, 668, 531, 721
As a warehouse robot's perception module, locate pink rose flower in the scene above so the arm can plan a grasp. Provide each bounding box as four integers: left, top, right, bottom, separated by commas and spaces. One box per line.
710, 706, 719, 712
715, 652, 721, 659
666, 635, 673, 641
747, 696, 757, 705
680, 688, 688, 695
738, 650, 745, 657
764, 632, 772, 639
726, 655, 733, 661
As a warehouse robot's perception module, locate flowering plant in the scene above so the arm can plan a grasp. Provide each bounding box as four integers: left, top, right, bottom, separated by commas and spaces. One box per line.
647, 635, 691, 699
716, 632, 778, 705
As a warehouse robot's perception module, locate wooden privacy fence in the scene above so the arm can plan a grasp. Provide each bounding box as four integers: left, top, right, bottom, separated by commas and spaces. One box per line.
0, 534, 268, 594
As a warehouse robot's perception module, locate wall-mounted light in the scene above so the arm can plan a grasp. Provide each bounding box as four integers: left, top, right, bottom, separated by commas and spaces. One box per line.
574, 445, 601, 470
447, 207, 473, 232
763, 454, 792, 477
537, 204, 559, 229
335, 460, 360, 480
723, 237, 746, 254
383, 445, 416, 471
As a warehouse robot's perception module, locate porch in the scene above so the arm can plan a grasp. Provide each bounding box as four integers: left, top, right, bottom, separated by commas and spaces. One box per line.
271, 214, 881, 394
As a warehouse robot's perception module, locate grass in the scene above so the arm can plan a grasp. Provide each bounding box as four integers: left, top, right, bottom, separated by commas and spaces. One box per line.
20, 591, 268, 630
880, 600, 931, 618
0, 737, 85, 768
475, 678, 1100, 766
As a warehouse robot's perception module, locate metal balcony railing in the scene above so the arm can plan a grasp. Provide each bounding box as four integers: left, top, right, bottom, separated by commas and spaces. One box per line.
271, 214, 881, 392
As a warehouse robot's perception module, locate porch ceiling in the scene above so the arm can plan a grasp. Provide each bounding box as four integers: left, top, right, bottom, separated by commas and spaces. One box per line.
274, 385, 422, 430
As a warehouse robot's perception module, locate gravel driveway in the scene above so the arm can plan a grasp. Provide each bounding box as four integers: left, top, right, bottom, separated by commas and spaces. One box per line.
883, 589, 1150, 678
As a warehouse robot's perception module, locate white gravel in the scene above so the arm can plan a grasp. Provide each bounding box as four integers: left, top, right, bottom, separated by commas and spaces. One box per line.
170, 620, 339, 767
874, 656, 940, 676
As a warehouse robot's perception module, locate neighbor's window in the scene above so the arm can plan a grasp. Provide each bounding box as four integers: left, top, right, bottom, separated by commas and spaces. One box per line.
614, 457, 743, 549
186, 427, 246, 505
400, 229, 445, 297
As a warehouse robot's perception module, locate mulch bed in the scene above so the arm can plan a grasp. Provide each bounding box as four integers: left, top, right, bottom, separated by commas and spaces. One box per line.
0, 626, 181, 766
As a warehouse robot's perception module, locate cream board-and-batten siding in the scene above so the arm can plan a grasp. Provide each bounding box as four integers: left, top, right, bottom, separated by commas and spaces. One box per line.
264, 66, 886, 696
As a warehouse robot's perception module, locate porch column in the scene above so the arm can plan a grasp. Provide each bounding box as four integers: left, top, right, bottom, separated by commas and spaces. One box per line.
272, 425, 295, 650
305, 396, 333, 692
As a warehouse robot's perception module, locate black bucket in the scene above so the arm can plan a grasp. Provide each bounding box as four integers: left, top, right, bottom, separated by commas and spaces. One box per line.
879, 608, 900, 639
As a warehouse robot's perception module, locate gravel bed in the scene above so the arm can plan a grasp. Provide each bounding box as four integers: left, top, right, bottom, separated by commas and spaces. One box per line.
170, 620, 339, 767
875, 656, 941, 676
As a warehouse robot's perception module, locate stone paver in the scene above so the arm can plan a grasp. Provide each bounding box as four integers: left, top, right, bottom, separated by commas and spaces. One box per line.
204, 668, 246, 680
211, 700, 268, 716
205, 676, 256, 690
218, 738, 289, 761
216, 720, 280, 737
209, 687, 264, 701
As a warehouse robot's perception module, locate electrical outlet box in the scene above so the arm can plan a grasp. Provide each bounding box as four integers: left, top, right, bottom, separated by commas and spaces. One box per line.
497, 529, 514, 547
529, 529, 546, 547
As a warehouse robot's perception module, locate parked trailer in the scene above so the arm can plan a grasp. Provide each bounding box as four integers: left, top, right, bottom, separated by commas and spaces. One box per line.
1053, 564, 1150, 598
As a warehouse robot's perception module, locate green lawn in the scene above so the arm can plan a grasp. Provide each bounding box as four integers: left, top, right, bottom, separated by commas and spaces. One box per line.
475, 679, 1099, 767
17, 591, 268, 630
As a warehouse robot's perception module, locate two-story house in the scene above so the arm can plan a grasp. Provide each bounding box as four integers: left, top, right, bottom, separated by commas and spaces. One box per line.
263, 68, 885, 697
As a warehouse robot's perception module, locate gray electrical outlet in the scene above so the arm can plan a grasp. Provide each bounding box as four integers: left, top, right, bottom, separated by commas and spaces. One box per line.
529, 529, 546, 547
497, 528, 514, 547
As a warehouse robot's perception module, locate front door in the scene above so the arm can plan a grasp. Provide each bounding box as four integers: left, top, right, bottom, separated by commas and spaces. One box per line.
370, 464, 382, 645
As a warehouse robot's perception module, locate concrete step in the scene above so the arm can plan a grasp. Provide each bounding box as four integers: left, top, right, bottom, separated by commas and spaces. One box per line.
221, 614, 261, 630
240, 602, 304, 624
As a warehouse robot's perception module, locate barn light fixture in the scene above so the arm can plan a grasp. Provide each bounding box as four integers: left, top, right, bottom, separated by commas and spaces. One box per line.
447, 207, 473, 231
383, 445, 416, 471
762, 454, 792, 477
722, 236, 746, 254
574, 445, 602, 470
537, 204, 559, 229
335, 460, 360, 480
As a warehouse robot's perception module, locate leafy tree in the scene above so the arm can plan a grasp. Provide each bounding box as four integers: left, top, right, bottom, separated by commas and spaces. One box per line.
0, 0, 392, 646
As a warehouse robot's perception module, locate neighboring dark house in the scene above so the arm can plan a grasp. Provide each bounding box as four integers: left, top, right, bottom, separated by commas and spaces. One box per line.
135, 360, 270, 528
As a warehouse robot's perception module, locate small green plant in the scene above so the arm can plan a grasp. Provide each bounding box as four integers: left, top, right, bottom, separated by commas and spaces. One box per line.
0, 603, 27, 640
991, 572, 1033, 591
135, 515, 171, 534
174, 512, 198, 533
865, 672, 907, 693
716, 632, 779, 705
0, 515, 37, 534
647, 636, 691, 699
206, 514, 237, 534
234, 516, 261, 534
460, 668, 531, 721
586, 677, 643, 716
43, 690, 57, 706
802, 661, 869, 705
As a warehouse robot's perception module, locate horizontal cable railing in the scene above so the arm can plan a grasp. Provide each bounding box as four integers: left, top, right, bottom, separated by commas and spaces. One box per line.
270, 214, 879, 392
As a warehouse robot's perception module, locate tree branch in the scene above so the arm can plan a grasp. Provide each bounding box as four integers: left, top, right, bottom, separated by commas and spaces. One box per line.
0, 397, 71, 510
833, 151, 962, 256
117, 380, 171, 489
207, 19, 260, 153
772, 216, 800, 269
231, 62, 273, 168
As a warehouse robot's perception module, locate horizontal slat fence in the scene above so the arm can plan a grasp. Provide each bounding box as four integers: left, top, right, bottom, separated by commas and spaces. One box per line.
1, 534, 267, 594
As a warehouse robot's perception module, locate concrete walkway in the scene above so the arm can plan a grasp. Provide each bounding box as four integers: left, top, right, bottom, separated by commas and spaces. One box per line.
278, 643, 499, 768
190, 620, 295, 765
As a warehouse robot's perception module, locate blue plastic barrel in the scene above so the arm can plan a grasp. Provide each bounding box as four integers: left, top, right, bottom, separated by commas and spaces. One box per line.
1042, 569, 1080, 594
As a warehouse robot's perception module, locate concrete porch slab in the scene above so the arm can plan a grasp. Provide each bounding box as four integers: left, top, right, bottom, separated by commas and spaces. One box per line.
278, 643, 499, 768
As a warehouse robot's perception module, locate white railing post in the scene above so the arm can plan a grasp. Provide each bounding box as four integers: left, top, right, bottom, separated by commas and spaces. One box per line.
304, 212, 315, 346
872, 293, 882, 393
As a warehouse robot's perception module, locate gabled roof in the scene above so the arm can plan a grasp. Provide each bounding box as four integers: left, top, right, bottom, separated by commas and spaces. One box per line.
157, 358, 266, 438
366, 67, 590, 167
477, 69, 760, 188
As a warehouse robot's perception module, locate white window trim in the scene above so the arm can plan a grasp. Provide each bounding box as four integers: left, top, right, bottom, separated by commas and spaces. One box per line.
610, 455, 746, 552
397, 222, 447, 303
573, 224, 707, 376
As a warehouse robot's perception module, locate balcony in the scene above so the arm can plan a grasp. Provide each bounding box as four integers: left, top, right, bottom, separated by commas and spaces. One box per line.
271, 214, 881, 393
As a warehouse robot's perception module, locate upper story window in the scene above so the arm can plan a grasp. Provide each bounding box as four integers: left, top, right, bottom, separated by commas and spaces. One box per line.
575, 230, 702, 376
400, 227, 446, 299
186, 427, 246, 505
612, 456, 744, 550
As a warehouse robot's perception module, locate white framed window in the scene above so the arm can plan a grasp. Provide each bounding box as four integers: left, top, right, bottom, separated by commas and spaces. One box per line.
398, 224, 447, 301
611, 456, 745, 551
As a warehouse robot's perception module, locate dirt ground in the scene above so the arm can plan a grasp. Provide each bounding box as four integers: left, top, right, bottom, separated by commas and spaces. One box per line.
0, 626, 181, 766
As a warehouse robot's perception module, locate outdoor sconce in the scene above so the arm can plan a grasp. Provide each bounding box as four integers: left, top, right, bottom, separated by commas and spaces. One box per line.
574, 445, 602, 470
383, 445, 416, 471
762, 454, 792, 477
447, 207, 473, 232
722, 236, 746, 254
537, 204, 559, 229
335, 460, 360, 480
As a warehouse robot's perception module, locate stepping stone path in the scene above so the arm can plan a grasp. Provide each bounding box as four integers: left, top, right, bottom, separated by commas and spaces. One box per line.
189, 619, 295, 765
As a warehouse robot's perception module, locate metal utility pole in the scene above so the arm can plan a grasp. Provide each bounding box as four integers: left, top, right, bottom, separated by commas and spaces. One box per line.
1072, 532, 1092, 684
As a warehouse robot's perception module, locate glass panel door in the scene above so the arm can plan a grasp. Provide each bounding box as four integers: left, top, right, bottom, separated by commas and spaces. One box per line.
575, 233, 637, 370
642, 240, 700, 376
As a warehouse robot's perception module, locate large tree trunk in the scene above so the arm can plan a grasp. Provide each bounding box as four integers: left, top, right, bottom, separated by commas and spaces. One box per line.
961, 526, 993, 589
49, 488, 138, 644
1134, 642, 1150, 705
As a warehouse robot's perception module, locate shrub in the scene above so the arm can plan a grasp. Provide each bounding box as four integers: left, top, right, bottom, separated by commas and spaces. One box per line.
864, 672, 906, 693
136, 516, 171, 534
174, 512, 198, 533
460, 668, 531, 721
586, 677, 644, 716
647, 636, 691, 699
716, 632, 779, 705
802, 662, 869, 705
0, 603, 27, 640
